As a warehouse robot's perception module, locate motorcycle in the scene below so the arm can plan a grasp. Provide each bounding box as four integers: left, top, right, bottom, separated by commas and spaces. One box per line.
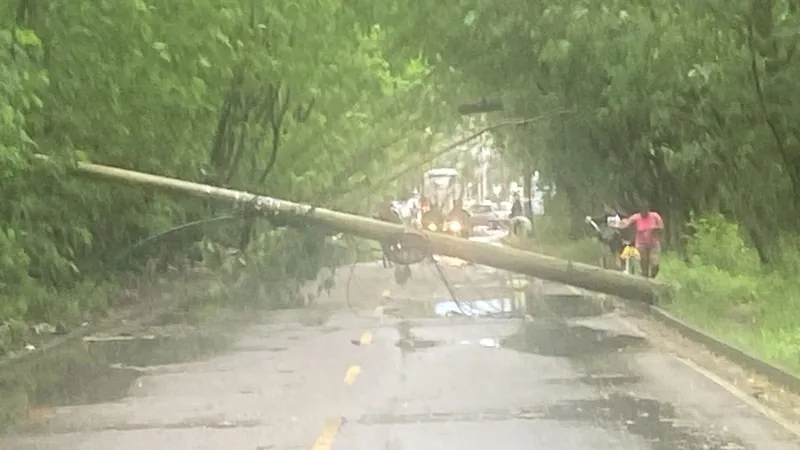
585, 216, 638, 275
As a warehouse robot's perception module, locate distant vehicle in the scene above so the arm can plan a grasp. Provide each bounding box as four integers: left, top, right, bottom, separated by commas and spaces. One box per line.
468, 201, 503, 228
423, 168, 461, 212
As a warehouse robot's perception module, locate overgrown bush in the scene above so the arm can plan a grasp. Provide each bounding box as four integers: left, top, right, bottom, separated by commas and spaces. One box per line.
662, 216, 800, 371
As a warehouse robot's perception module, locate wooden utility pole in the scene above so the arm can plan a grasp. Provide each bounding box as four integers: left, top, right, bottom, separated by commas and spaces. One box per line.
75, 162, 660, 303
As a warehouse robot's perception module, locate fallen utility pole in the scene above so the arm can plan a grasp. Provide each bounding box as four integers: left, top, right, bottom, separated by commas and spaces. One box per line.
75, 162, 660, 303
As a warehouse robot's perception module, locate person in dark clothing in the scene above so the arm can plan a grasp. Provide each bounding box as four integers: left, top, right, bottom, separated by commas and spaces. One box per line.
589, 203, 625, 269
510, 194, 524, 218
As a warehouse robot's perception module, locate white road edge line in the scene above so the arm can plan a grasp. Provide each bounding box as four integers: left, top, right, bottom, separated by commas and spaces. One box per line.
610, 304, 800, 439
560, 283, 799, 437
674, 356, 800, 438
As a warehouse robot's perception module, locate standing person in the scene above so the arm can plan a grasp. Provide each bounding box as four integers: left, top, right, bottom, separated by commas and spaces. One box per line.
590, 203, 624, 269
615, 200, 664, 277
510, 193, 524, 218
591, 203, 622, 228
509, 193, 529, 236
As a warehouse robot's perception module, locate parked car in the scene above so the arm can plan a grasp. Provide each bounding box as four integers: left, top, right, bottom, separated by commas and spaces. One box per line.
468, 202, 503, 228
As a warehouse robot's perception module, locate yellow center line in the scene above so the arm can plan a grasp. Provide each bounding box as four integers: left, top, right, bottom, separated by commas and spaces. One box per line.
359, 331, 373, 345
311, 416, 342, 450
343, 365, 361, 385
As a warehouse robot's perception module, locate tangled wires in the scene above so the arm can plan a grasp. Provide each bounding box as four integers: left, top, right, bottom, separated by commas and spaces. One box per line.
381, 230, 432, 286
380, 231, 432, 265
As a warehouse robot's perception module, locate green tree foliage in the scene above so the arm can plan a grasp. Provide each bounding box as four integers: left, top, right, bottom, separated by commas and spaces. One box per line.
392, 0, 800, 368
0, 0, 460, 336
403, 0, 800, 263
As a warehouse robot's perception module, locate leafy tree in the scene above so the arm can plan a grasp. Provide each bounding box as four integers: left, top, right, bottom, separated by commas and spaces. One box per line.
0, 0, 459, 338
395, 0, 800, 263
378, 0, 800, 369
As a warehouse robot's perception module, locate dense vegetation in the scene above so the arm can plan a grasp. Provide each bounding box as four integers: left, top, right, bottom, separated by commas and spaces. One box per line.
400, 0, 800, 370
0, 0, 473, 352
3, 0, 800, 370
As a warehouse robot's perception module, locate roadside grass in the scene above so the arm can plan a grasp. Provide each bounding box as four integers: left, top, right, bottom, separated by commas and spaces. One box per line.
516, 214, 800, 374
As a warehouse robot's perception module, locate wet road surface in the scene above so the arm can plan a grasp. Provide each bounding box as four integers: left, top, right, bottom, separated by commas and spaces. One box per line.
1, 236, 799, 449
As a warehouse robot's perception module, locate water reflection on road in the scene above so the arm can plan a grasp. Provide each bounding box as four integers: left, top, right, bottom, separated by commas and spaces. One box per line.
0, 255, 797, 449
433, 298, 513, 317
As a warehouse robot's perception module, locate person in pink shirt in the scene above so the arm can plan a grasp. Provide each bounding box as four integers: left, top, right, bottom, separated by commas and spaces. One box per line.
616, 201, 664, 277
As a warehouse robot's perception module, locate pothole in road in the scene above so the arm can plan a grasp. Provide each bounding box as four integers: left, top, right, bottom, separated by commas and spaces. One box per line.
501, 319, 648, 357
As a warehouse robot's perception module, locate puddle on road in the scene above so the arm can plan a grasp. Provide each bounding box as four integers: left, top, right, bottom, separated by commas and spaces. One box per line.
496, 294, 742, 448
394, 320, 442, 353
0, 330, 232, 432
87, 333, 230, 367
544, 392, 746, 450
359, 392, 744, 449
395, 338, 441, 352
434, 299, 516, 318
502, 319, 648, 358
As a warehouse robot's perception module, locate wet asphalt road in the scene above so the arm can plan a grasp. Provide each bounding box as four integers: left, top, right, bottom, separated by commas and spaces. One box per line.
1, 233, 799, 449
